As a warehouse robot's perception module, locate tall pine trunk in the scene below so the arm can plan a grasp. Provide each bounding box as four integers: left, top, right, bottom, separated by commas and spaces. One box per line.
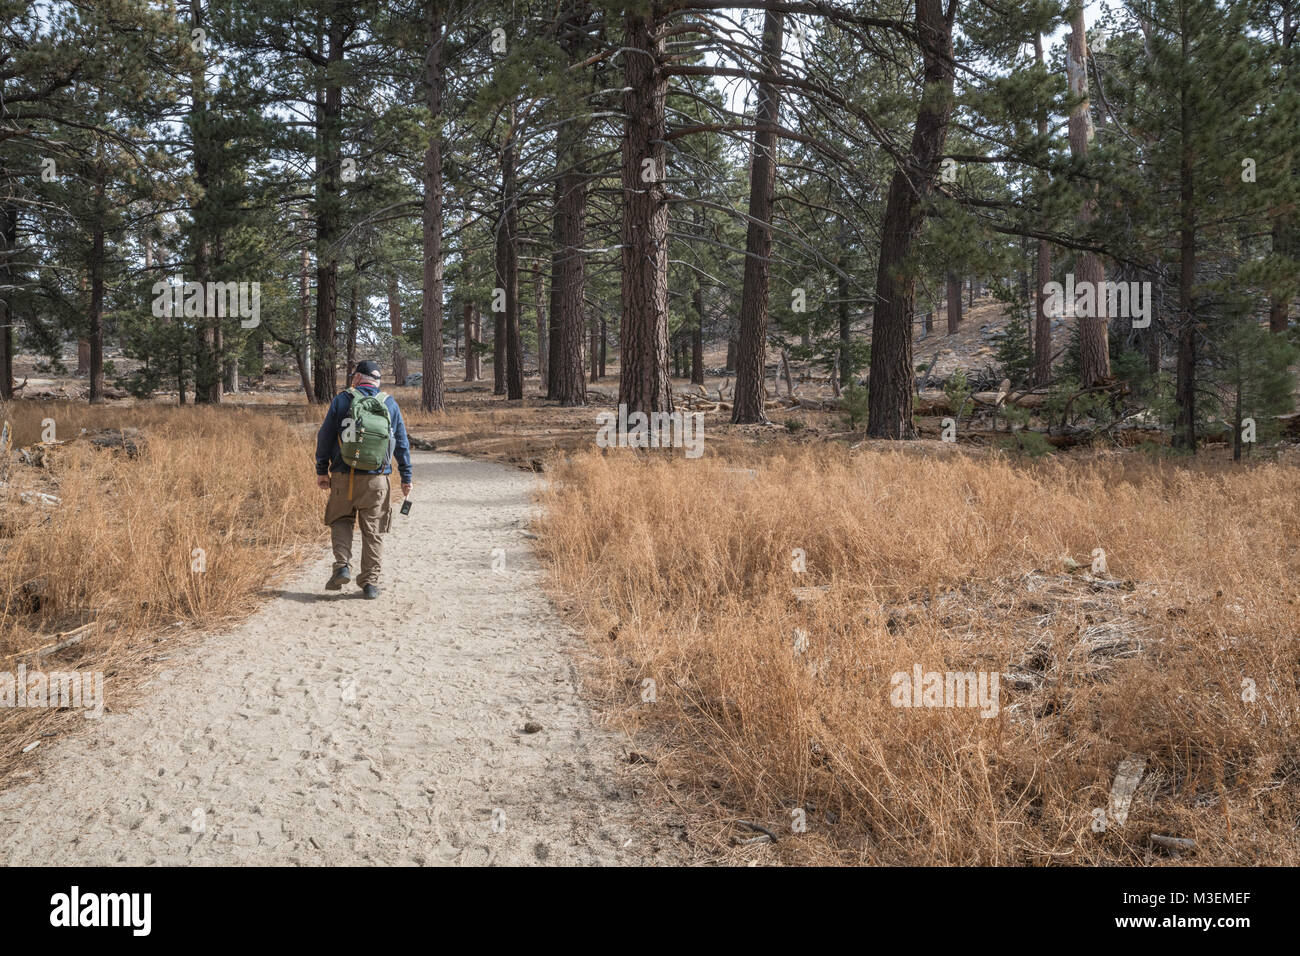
1032, 33, 1053, 386
535, 270, 547, 385
190, 2, 220, 405
297, 209, 314, 402
732, 9, 783, 424
866, 0, 955, 438
493, 304, 505, 393
420, 0, 447, 412
1066, 3, 1109, 385
599, 315, 607, 377
88, 224, 105, 404
464, 301, 477, 381
346, 274, 359, 376
946, 272, 962, 334
546, 178, 562, 397
1269, 18, 1295, 333
692, 282, 706, 385
618, 9, 672, 415
388, 273, 407, 384
837, 267, 851, 384
473, 307, 483, 379
1270, 218, 1292, 332
0, 204, 13, 398
1173, 49, 1197, 452
497, 112, 523, 400
549, 161, 588, 405
312, 18, 345, 403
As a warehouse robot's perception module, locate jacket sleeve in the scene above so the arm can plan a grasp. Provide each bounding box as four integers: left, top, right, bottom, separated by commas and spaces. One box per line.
315, 394, 344, 475
389, 399, 413, 484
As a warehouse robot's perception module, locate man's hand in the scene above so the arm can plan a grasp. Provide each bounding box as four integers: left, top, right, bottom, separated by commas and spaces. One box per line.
317, 474, 332, 491
401, 482, 412, 498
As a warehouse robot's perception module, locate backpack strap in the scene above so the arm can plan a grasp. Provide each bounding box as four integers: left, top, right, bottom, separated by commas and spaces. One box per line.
374, 391, 389, 405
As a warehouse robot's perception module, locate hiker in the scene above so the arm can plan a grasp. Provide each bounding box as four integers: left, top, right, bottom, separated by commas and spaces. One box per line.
315, 360, 412, 599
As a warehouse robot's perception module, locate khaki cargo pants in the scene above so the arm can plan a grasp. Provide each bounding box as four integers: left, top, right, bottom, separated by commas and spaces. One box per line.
324, 472, 393, 587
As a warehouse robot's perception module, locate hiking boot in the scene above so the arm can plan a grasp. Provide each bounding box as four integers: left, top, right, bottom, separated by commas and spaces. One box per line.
362, 584, 381, 600
325, 565, 351, 590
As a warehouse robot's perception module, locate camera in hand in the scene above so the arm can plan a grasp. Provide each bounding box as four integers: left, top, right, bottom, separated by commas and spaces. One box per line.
400, 499, 412, 516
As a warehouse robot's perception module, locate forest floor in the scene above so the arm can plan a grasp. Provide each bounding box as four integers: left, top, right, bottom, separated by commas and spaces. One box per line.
0, 450, 694, 865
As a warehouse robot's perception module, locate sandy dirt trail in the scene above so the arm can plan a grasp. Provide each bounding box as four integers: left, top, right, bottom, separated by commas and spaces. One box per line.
0, 451, 665, 865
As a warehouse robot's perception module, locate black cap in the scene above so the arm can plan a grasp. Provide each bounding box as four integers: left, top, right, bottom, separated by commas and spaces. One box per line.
354, 360, 381, 379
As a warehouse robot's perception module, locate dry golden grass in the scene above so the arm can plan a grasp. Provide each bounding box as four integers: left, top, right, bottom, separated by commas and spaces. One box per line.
536, 445, 1300, 865
0, 401, 322, 781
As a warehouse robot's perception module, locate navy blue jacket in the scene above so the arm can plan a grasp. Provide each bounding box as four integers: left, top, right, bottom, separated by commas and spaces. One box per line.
315, 385, 413, 484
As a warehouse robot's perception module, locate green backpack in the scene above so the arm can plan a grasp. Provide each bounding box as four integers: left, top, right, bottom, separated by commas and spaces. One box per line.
338, 388, 392, 471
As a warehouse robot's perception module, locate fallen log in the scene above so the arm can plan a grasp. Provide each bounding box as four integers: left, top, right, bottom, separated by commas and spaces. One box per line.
1010, 392, 1048, 408
915, 389, 951, 415
1150, 833, 1195, 853
969, 390, 1049, 409
793, 396, 839, 412
9, 623, 96, 665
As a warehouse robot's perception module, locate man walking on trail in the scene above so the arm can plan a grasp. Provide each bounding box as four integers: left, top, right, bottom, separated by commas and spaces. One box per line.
315, 359, 412, 599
